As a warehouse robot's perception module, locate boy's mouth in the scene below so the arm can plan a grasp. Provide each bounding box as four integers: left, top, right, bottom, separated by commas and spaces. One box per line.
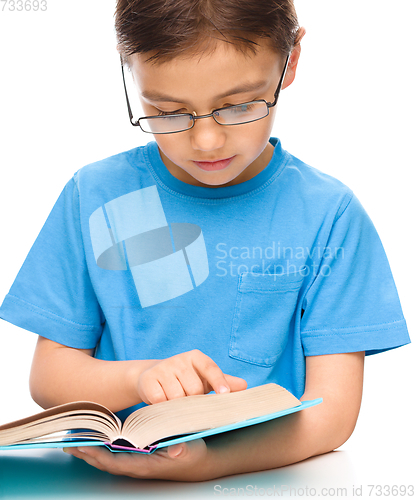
193, 156, 235, 171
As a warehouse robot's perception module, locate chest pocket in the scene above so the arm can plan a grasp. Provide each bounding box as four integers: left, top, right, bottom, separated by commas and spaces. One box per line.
229, 269, 305, 367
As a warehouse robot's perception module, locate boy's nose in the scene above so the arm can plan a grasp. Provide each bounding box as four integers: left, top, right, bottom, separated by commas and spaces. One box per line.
190, 115, 227, 152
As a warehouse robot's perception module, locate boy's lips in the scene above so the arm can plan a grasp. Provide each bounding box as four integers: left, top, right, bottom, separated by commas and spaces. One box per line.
193, 156, 235, 171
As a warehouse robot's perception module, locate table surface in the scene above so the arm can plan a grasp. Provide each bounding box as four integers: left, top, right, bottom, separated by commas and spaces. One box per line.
0, 447, 352, 500
1, 344, 414, 499
0, 440, 414, 500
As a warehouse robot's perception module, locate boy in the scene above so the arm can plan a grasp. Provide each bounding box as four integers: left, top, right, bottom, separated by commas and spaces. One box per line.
0, 0, 410, 482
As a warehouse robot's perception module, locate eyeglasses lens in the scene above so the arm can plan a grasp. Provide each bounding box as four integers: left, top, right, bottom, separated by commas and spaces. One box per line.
139, 114, 194, 134
214, 102, 268, 125
139, 101, 269, 134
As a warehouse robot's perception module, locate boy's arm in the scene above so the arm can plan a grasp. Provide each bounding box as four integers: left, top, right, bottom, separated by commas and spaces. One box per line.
29, 337, 246, 413
65, 351, 364, 481
202, 351, 365, 479
29, 336, 159, 412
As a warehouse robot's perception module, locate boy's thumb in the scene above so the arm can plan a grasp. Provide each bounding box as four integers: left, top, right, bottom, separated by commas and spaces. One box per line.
167, 438, 207, 459
168, 443, 185, 458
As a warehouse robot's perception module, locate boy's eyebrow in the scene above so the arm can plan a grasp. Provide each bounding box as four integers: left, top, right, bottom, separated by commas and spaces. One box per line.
141, 80, 269, 103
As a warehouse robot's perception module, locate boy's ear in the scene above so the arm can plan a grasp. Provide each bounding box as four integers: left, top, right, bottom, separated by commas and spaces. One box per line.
282, 26, 306, 90
294, 26, 307, 46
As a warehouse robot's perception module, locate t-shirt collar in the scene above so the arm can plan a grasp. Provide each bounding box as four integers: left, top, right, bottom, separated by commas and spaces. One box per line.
144, 136, 287, 200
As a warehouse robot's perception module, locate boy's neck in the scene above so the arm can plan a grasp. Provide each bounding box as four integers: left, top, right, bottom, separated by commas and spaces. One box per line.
158, 141, 275, 189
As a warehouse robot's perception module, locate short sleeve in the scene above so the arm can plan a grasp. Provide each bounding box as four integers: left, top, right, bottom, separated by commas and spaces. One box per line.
0, 177, 104, 349
300, 193, 410, 356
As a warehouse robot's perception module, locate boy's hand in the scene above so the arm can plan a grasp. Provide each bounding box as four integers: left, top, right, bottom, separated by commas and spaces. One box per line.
137, 349, 247, 404
64, 438, 212, 481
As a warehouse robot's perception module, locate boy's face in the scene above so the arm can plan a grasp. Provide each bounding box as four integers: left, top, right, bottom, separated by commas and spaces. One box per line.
129, 40, 291, 188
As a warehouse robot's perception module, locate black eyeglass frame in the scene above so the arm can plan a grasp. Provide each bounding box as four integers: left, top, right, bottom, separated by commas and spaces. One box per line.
120, 53, 291, 134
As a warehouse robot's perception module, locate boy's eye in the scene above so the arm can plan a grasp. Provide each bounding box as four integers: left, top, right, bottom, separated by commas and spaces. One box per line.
155, 102, 254, 117
228, 103, 256, 112
157, 109, 184, 116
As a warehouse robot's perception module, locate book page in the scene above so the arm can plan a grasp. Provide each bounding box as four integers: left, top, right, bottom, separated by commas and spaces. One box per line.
0, 401, 117, 432
0, 402, 122, 447
123, 383, 300, 449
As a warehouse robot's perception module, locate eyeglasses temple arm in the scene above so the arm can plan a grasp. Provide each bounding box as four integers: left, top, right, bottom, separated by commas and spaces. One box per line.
120, 55, 140, 126
268, 52, 291, 108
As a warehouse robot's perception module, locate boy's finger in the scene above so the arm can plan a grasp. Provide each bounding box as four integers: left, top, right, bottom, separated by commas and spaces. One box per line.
197, 363, 231, 395
158, 376, 186, 400
167, 438, 207, 460
139, 377, 167, 404
224, 374, 248, 392
176, 373, 205, 396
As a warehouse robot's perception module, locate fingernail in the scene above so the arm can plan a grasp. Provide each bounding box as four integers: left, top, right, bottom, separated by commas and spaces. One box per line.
171, 445, 184, 457
218, 385, 230, 394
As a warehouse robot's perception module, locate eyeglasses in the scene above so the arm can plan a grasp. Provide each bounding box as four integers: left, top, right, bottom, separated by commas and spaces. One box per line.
120, 53, 290, 134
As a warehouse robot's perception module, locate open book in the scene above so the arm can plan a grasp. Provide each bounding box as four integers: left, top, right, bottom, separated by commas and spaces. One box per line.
0, 384, 322, 454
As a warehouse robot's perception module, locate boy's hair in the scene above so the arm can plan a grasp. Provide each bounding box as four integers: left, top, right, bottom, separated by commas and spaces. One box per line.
115, 0, 300, 67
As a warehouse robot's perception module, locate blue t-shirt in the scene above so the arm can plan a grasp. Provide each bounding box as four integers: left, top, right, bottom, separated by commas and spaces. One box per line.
0, 137, 410, 419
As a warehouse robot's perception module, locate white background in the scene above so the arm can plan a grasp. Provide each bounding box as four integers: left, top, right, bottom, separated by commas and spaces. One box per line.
0, 0, 415, 496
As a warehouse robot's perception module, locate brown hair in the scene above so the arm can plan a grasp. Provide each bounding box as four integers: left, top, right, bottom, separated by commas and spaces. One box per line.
114, 0, 300, 67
